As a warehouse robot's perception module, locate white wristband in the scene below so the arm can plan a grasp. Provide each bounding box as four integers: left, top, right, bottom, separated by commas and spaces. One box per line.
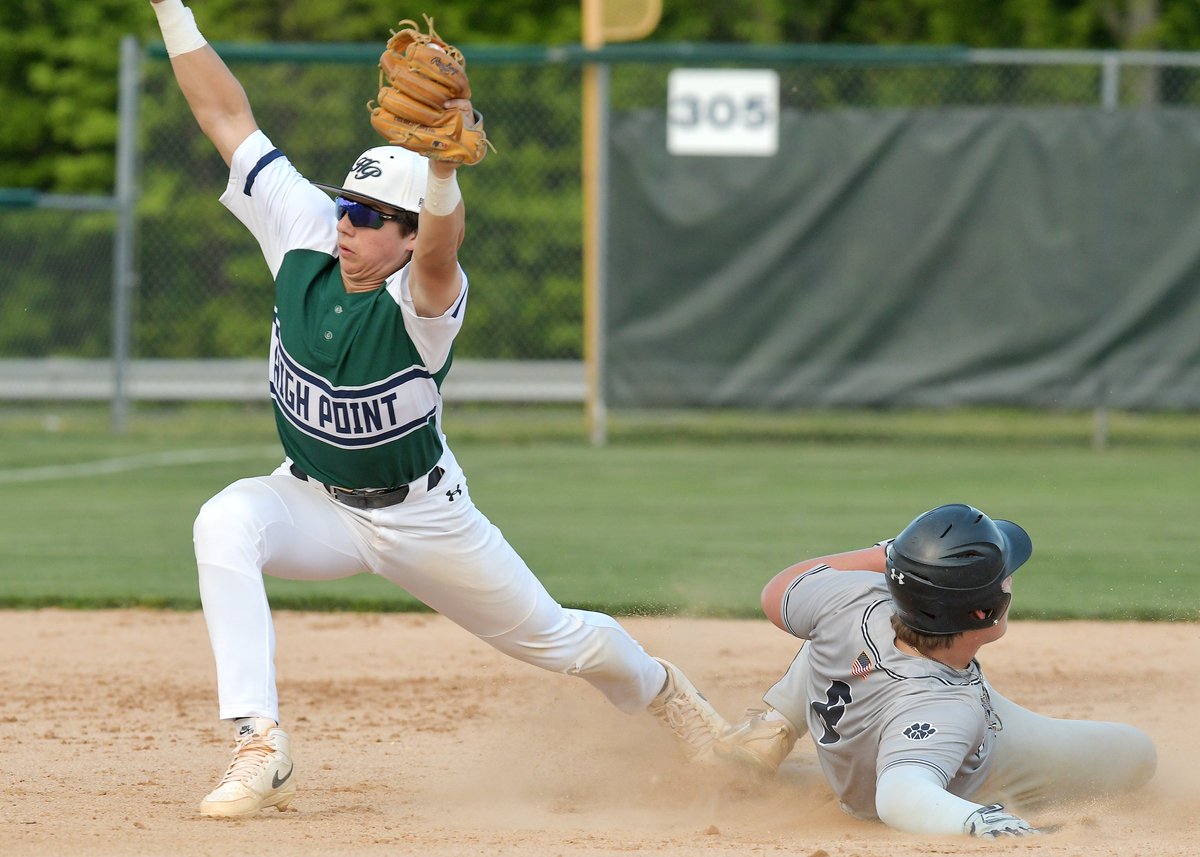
151, 0, 208, 58
422, 170, 462, 216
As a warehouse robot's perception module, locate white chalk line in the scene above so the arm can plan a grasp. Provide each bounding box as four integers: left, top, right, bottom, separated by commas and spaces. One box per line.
0, 446, 282, 484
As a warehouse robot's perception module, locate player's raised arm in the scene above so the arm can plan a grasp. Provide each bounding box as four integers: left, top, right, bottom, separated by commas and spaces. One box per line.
149, 0, 258, 166
408, 143, 467, 318
368, 18, 490, 316
760, 545, 887, 631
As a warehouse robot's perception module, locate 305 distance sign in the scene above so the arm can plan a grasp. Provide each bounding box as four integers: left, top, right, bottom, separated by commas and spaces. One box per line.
666, 69, 780, 156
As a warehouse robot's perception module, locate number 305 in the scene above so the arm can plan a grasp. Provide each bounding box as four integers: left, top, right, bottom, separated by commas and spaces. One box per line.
668, 93, 771, 129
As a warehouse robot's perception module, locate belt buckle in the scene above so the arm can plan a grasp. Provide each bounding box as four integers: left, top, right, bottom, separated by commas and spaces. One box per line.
328, 482, 387, 498
333, 483, 409, 509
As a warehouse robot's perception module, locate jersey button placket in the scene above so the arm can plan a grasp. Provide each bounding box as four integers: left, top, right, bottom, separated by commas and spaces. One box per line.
317, 302, 347, 354
326, 304, 342, 339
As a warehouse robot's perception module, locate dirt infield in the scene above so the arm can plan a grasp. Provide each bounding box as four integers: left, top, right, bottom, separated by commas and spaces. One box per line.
1, 611, 1196, 857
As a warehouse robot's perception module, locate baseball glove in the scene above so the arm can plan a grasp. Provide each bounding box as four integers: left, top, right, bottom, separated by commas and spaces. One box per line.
368, 15, 492, 165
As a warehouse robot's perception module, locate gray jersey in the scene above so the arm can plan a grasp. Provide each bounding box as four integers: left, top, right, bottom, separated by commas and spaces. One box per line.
780, 567, 1000, 818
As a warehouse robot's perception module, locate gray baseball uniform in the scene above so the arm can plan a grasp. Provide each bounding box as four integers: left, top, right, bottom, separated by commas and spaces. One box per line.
762, 563, 1156, 824
772, 566, 996, 818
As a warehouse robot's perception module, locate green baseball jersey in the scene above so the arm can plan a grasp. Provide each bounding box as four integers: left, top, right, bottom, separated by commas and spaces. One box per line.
221, 131, 466, 489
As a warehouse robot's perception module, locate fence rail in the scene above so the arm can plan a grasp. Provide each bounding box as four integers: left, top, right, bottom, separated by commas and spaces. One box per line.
4, 42, 1200, 436
0, 359, 584, 403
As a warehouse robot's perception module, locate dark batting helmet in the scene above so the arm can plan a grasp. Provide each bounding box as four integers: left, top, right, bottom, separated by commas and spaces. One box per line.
885, 504, 1033, 635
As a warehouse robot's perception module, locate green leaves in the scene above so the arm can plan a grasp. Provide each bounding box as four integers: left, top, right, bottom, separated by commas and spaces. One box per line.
4, 0, 1194, 195
4, 0, 1196, 360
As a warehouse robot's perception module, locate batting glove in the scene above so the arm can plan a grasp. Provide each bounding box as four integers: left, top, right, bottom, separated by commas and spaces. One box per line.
963, 804, 1040, 838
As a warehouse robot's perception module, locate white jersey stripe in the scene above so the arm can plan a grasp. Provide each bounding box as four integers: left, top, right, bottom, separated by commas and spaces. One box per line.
781, 564, 833, 637
879, 757, 952, 787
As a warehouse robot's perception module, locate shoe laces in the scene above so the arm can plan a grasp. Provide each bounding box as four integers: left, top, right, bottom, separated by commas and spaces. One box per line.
218, 733, 276, 786
744, 710, 788, 737
658, 689, 721, 749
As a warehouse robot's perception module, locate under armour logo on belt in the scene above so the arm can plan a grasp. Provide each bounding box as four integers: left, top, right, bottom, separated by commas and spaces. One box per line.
446, 485, 462, 501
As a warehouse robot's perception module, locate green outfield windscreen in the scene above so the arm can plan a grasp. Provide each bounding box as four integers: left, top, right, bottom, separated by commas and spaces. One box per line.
606, 107, 1200, 409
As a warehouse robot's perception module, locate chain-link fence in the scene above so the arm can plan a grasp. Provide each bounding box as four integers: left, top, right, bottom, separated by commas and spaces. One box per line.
5, 43, 1200, 411
135, 47, 587, 363
1, 205, 116, 358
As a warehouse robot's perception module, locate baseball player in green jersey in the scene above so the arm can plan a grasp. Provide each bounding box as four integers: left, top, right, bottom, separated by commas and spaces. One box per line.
717, 503, 1156, 837
150, 0, 727, 818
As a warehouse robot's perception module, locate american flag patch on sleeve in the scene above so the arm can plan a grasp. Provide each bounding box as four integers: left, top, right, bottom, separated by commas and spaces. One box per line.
851, 651, 873, 679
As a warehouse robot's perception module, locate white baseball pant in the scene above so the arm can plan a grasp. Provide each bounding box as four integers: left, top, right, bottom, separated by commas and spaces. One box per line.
192, 447, 665, 722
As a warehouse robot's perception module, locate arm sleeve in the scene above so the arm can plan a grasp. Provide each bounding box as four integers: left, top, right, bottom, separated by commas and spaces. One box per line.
875, 763, 982, 835
780, 569, 881, 639
218, 130, 337, 278
386, 267, 468, 374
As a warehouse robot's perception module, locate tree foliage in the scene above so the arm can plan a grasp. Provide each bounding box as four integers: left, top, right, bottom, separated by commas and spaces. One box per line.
4, 0, 1197, 360
2, 1, 1195, 194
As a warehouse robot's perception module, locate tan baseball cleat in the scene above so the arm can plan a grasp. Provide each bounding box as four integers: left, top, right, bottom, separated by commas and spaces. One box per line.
715, 708, 798, 774
199, 719, 296, 818
646, 658, 729, 763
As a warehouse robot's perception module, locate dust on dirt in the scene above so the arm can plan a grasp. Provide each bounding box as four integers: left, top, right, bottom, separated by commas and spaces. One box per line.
1, 611, 1195, 856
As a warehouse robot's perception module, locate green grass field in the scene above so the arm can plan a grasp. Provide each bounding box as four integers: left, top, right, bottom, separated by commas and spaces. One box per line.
1, 402, 1197, 620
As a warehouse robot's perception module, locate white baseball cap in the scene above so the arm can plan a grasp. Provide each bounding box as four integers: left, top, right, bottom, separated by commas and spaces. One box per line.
311, 146, 427, 214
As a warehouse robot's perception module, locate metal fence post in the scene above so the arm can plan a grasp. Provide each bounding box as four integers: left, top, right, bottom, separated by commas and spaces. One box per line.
1101, 51, 1120, 111
581, 2, 610, 446
111, 34, 141, 433
583, 61, 610, 447
1094, 53, 1120, 449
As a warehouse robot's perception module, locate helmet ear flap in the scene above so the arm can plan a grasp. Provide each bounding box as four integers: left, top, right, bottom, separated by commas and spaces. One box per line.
980, 590, 1013, 626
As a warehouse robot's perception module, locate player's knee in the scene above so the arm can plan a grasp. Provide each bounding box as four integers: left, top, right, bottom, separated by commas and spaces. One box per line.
1076, 723, 1157, 796
1115, 726, 1157, 791
193, 480, 273, 559
194, 484, 247, 541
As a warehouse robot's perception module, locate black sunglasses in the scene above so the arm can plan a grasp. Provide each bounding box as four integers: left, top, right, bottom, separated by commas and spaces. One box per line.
335, 197, 398, 229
